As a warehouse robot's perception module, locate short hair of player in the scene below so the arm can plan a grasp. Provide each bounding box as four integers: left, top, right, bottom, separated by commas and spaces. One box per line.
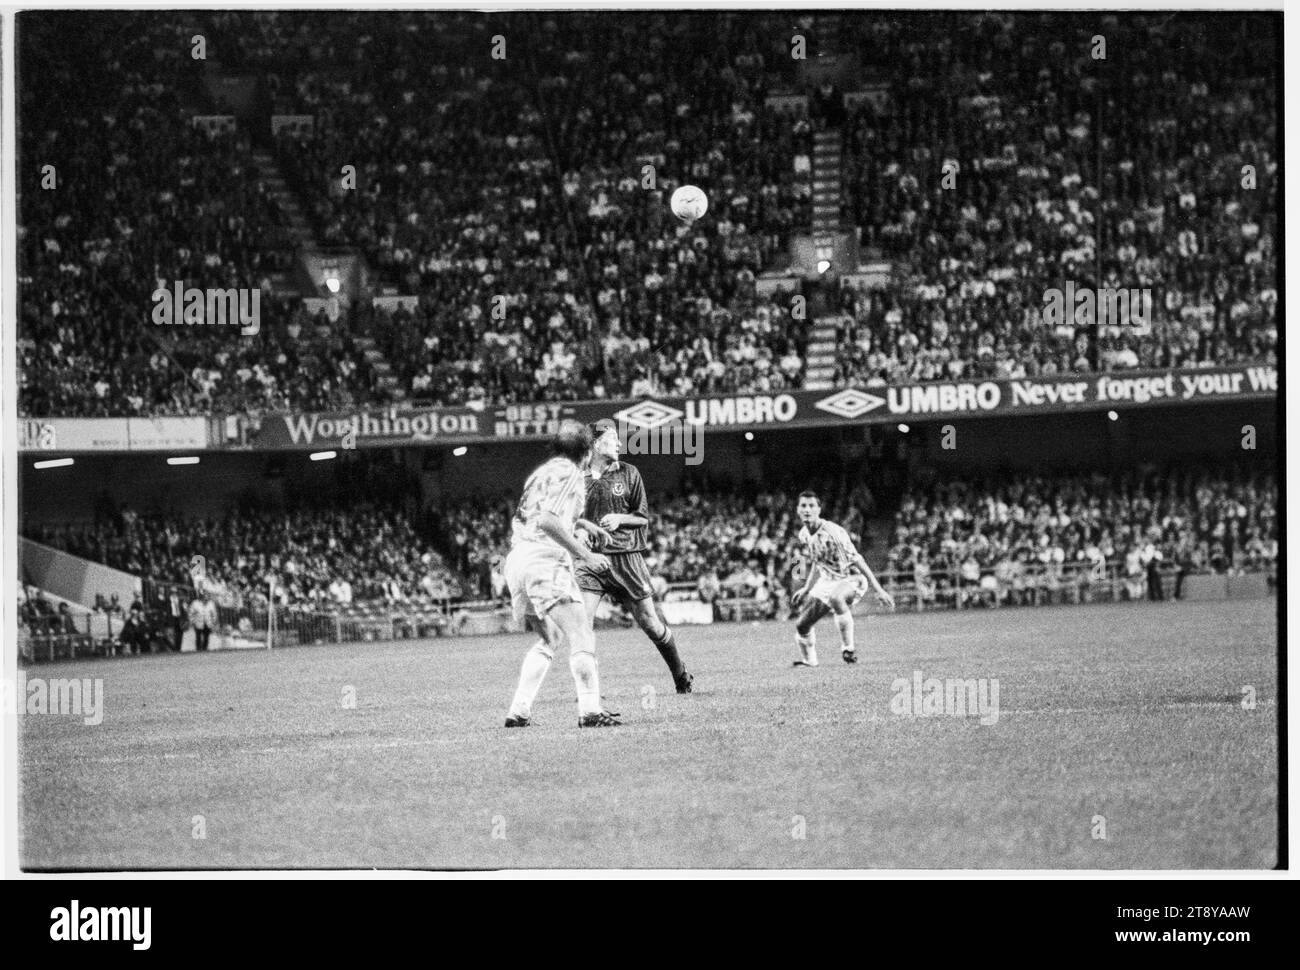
798, 490, 820, 505
589, 418, 618, 441
551, 419, 593, 463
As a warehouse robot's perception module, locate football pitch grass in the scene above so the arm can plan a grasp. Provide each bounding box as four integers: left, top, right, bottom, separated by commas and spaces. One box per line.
21, 598, 1279, 870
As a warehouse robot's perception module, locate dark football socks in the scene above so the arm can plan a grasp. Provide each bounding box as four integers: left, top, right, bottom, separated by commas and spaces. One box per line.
651, 627, 686, 679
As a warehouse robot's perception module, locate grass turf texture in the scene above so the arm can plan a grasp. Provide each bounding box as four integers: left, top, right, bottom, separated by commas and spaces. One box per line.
20, 598, 1278, 870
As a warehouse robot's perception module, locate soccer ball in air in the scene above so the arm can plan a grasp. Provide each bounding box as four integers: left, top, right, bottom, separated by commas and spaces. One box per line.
670, 184, 708, 223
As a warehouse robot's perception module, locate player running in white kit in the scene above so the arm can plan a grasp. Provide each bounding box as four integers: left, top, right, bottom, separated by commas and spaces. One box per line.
790, 490, 894, 666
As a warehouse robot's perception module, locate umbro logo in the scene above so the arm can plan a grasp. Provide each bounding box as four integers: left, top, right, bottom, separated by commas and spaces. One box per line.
602, 403, 703, 465
613, 400, 684, 430
813, 389, 886, 420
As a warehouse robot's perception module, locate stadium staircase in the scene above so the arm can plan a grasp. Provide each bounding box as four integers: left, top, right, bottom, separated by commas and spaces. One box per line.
355, 336, 401, 398
199, 50, 318, 301
249, 148, 319, 300
813, 13, 846, 57
802, 318, 844, 390
802, 128, 847, 391
243, 146, 406, 397
795, 12, 905, 391
812, 130, 842, 272
214, 63, 402, 395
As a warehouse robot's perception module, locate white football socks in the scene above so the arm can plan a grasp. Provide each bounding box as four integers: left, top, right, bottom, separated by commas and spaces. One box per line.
569, 647, 602, 716
834, 611, 855, 653
795, 631, 818, 666
508, 639, 554, 718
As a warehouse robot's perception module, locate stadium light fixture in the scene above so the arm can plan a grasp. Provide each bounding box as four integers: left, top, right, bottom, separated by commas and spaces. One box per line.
325, 277, 341, 294
816, 259, 831, 274
744, 432, 754, 441
310, 451, 337, 461
167, 456, 200, 466
898, 424, 910, 433
1107, 411, 1119, 421
33, 458, 74, 470
453, 446, 469, 457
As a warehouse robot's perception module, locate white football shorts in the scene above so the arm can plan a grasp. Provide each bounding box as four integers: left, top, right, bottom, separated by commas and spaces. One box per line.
809, 574, 867, 608
505, 541, 581, 623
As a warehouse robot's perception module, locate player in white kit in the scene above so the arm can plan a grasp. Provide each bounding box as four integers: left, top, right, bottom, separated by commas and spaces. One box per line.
790, 490, 894, 666
503, 420, 621, 728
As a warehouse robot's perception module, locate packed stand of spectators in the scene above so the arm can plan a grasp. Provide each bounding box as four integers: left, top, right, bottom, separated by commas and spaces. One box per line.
651, 483, 878, 619
24, 458, 1276, 631
17, 13, 382, 418
27, 505, 465, 617
433, 496, 514, 602
20, 12, 1277, 417
834, 13, 1277, 388
260, 11, 812, 404
885, 464, 1277, 606
418, 462, 1276, 618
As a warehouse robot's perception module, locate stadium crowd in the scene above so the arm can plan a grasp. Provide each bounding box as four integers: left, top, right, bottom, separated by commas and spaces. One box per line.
28, 505, 465, 615
22, 463, 1275, 640
18, 14, 382, 418
19, 12, 1276, 418
22, 459, 1275, 641
884, 465, 1277, 605
633, 466, 1273, 612
834, 13, 1277, 387
269, 11, 812, 404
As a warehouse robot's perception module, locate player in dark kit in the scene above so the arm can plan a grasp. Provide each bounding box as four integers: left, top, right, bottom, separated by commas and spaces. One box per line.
575, 419, 694, 693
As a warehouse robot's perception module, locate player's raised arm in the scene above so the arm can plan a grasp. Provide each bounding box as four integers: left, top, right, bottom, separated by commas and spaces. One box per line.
852, 551, 895, 609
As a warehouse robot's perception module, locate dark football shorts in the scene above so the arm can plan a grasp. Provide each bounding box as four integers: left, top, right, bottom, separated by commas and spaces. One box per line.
574, 551, 656, 602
